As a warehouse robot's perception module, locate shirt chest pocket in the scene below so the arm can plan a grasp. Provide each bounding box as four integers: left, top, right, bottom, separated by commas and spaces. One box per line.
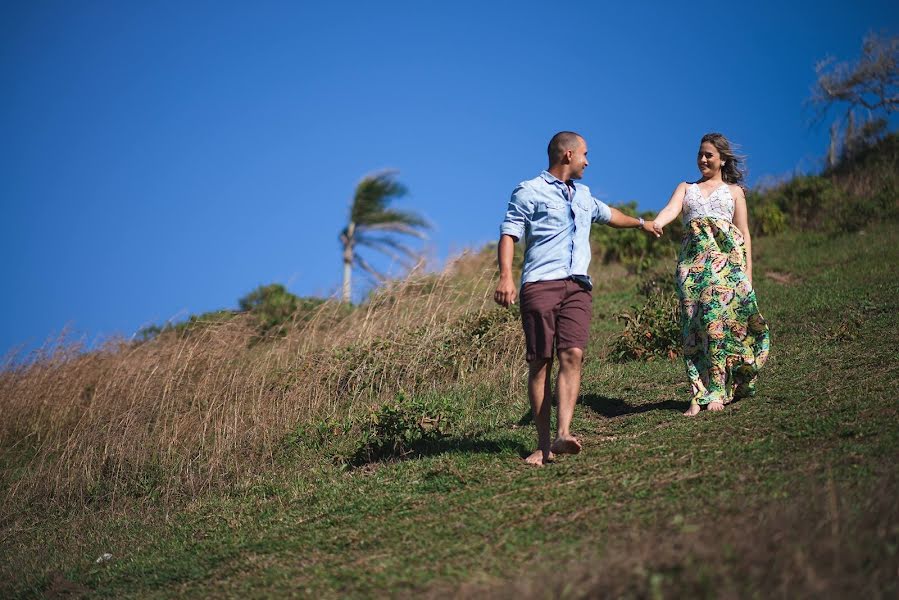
573, 199, 593, 227
534, 200, 570, 227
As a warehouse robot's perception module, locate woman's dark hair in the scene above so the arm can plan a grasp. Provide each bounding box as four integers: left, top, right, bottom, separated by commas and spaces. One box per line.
700, 132, 746, 185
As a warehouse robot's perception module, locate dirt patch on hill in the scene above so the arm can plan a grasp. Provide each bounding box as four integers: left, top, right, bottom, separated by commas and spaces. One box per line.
766, 270, 801, 285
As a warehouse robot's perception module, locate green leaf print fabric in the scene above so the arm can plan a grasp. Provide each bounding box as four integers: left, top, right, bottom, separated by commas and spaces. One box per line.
676, 217, 770, 405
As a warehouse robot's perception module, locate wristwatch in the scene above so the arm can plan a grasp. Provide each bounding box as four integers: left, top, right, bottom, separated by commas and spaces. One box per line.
637, 217, 645, 228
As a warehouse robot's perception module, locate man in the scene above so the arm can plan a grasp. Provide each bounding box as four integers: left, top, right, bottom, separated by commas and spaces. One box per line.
494, 131, 659, 466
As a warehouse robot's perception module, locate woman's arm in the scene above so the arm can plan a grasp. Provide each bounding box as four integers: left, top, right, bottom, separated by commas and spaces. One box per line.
731, 185, 753, 285
652, 182, 687, 234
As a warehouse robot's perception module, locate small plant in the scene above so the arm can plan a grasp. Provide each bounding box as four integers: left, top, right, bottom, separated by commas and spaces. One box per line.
611, 274, 680, 362
352, 392, 459, 464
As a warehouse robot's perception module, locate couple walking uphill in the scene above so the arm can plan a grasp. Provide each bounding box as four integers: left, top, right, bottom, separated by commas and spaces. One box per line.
494, 131, 770, 466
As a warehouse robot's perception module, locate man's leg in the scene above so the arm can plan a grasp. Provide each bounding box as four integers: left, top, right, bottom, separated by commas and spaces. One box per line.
551, 280, 590, 455
551, 347, 583, 455
525, 357, 554, 465
519, 280, 564, 466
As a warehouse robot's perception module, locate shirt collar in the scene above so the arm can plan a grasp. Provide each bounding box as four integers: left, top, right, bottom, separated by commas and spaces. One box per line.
540, 170, 575, 188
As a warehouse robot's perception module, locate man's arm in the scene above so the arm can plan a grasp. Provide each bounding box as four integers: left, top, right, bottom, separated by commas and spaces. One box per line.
494, 234, 518, 307
494, 184, 530, 307
607, 207, 661, 238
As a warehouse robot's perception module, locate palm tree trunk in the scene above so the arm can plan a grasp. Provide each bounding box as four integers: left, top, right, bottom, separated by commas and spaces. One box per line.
342, 254, 352, 303
341, 222, 355, 303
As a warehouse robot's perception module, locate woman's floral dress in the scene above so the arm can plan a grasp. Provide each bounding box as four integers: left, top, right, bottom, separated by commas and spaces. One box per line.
677, 183, 770, 405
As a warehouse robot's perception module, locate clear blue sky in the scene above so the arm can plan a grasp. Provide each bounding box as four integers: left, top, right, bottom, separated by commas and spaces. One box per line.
2, 1, 897, 356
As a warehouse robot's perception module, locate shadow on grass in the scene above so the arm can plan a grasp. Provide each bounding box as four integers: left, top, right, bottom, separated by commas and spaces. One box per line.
581, 394, 685, 417
516, 395, 685, 425
351, 435, 529, 468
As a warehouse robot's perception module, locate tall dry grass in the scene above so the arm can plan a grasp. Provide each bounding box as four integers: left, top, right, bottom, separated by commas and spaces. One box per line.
0, 251, 525, 515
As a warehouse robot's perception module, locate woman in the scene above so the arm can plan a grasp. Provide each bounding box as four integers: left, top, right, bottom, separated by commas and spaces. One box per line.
652, 133, 770, 416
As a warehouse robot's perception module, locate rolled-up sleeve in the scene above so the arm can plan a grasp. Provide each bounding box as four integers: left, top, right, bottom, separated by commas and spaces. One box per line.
592, 196, 612, 224
499, 184, 531, 240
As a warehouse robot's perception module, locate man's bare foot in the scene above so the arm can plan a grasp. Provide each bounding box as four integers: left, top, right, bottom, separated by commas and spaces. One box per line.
524, 449, 554, 466
708, 401, 725, 412
683, 401, 701, 417
550, 435, 582, 455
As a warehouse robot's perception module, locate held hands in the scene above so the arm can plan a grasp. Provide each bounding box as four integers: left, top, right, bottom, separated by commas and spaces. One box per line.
494, 276, 517, 308
643, 219, 662, 238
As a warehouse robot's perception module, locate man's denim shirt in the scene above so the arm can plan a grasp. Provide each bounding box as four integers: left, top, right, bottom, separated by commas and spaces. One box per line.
500, 170, 612, 287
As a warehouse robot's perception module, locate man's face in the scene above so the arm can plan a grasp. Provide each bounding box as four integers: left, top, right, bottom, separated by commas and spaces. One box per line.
569, 138, 589, 179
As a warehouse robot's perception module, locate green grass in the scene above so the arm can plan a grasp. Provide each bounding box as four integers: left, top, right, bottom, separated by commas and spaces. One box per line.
4, 224, 899, 598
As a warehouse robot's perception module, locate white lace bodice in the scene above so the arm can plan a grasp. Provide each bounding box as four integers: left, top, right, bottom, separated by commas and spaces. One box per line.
682, 182, 734, 224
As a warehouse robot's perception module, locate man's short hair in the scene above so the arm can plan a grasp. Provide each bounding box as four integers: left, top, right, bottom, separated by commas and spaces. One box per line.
547, 131, 583, 165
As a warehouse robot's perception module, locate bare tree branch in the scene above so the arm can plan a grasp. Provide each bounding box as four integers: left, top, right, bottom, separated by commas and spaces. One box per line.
810, 33, 898, 124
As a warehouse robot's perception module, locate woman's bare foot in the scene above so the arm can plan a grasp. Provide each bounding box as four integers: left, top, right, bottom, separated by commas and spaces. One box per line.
550, 435, 582, 455
683, 401, 701, 416
524, 449, 554, 466
708, 401, 725, 412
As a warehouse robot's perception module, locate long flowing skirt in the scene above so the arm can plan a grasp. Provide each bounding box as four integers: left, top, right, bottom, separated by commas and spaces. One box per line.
676, 218, 770, 405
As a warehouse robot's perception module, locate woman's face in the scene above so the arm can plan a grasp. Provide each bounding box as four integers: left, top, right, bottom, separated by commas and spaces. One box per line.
697, 142, 723, 178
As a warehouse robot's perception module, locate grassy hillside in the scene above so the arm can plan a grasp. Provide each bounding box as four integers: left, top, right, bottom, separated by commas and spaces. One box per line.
2, 218, 897, 598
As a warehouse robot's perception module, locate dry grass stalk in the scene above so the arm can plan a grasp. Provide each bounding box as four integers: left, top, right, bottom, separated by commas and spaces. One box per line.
0, 251, 525, 514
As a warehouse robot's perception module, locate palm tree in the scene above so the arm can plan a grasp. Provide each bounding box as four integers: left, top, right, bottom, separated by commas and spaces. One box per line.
339, 171, 430, 303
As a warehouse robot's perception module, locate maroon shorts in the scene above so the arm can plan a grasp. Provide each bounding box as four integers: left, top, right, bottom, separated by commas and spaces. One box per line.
519, 278, 592, 362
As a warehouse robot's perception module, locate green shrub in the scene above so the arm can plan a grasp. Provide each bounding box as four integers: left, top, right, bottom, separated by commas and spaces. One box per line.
828, 131, 899, 230
610, 273, 680, 362
280, 391, 458, 466
760, 169, 893, 235
765, 175, 840, 231
747, 191, 788, 236
748, 132, 899, 236
352, 392, 460, 464
239, 283, 320, 337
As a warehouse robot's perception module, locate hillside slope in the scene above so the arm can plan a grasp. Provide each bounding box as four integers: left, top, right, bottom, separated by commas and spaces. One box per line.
3, 221, 898, 598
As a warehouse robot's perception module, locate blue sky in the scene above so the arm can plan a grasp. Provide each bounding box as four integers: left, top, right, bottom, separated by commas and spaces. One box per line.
2, 1, 897, 356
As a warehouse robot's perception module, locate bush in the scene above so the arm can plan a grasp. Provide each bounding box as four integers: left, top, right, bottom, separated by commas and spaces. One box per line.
279, 392, 458, 466
747, 191, 788, 236
749, 132, 899, 236
352, 392, 460, 464
610, 273, 680, 362
239, 283, 312, 338
765, 175, 841, 231
827, 131, 899, 230
759, 171, 892, 234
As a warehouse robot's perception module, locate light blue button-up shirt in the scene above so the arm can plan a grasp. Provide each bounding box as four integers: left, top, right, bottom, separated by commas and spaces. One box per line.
500, 170, 612, 286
